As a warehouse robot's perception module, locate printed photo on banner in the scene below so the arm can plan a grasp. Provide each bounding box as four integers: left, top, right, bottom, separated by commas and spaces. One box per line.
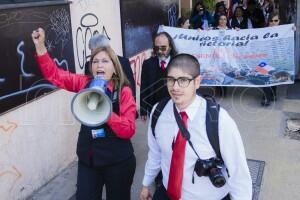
159, 24, 295, 87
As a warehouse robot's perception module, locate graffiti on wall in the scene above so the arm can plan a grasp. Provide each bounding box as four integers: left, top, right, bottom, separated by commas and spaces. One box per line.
129, 51, 147, 87
168, 3, 177, 27
75, 13, 111, 70
0, 5, 75, 115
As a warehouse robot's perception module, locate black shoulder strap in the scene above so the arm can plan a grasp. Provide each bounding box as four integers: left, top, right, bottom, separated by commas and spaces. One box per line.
205, 96, 222, 161
150, 95, 222, 161
151, 97, 170, 137
107, 88, 119, 115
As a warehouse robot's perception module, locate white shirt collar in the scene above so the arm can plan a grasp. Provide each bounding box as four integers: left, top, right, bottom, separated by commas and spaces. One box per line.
175, 95, 204, 121
159, 56, 171, 66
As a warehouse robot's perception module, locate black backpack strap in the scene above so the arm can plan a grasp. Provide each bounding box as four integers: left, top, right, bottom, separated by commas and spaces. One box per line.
150, 95, 222, 162
205, 96, 222, 161
151, 97, 170, 138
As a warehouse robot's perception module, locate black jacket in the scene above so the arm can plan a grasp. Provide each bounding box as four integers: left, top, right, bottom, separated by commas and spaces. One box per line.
140, 56, 169, 116
76, 87, 134, 167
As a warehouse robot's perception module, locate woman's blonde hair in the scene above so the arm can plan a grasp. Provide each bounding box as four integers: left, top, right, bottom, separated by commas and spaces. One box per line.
90, 47, 130, 98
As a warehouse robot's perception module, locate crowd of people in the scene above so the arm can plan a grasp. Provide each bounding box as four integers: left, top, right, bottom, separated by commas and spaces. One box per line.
176, 0, 294, 106
178, 0, 276, 30
29, 0, 295, 200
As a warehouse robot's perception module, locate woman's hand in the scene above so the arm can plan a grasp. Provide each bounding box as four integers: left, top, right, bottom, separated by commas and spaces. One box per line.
31, 28, 47, 56
140, 186, 152, 200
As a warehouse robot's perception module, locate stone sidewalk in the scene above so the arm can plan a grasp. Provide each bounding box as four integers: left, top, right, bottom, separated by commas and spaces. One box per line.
28, 85, 300, 200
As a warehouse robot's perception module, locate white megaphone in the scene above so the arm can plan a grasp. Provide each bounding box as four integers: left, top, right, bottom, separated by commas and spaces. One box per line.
71, 76, 112, 127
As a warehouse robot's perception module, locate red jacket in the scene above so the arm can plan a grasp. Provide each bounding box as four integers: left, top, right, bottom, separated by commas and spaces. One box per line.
35, 53, 136, 139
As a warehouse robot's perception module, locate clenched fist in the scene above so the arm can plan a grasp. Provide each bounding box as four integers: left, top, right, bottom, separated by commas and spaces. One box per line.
31, 28, 47, 56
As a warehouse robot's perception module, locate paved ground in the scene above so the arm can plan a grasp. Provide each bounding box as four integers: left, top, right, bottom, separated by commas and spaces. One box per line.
29, 85, 300, 200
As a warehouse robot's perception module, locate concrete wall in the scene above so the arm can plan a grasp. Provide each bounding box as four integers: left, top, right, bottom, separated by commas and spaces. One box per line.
0, 90, 79, 200
69, 0, 123, 73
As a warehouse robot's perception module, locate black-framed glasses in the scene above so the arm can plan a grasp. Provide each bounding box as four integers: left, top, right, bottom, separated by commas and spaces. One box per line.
166, 76, 196, 88
154, 45, 168, 52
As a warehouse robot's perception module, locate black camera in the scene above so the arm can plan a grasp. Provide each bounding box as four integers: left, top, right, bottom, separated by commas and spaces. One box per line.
194, 158, 226, 188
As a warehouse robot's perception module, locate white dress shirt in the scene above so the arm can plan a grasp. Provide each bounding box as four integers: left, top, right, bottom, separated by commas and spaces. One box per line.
159, 56, 170, 69
142, 95, 252, 200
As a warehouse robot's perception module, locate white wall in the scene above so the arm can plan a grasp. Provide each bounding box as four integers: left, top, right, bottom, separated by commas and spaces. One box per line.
69, 0, 123, 73
0, 90, 79, 200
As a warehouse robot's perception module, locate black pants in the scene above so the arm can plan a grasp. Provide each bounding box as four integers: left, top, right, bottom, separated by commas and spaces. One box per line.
153, 185, 231, 200
76, 155, 136, 200
263, 86, 277, 101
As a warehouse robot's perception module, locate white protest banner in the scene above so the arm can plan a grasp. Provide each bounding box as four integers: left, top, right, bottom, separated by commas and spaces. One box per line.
159, 25, 295, 87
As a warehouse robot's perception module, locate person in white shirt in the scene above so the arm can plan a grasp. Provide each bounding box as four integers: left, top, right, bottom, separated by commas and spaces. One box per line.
140, 54, 252, 200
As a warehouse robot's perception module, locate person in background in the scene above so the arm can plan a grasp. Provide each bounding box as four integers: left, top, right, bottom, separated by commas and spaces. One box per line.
177, 16, 190, 29
140, 31, 177, 121
230, 6, 253, 29
260, 12, 296, 106
213, 14, 236, 97
232, 0, 247, 14
261, 0, 275, 24
246, 0, 266, 28
85, 34, 136, 100
32, 28, 136, 200
140, 54, 252, 200
189, 1, 213, 30
213, 1, 228, 27
213, 14, 231, 30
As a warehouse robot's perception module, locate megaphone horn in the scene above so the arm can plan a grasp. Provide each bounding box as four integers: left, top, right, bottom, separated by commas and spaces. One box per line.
71, 77, 112, 127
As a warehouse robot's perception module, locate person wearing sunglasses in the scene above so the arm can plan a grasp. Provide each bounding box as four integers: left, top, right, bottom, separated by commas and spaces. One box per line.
260, 12, 297, 106
140, 32, 177, 121
189, 1, 213, 30
140, 54, 252, 200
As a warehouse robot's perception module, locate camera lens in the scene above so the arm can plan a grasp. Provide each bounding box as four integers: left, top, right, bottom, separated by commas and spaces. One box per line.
212, 175, 226, 188
209, 168, 226, 188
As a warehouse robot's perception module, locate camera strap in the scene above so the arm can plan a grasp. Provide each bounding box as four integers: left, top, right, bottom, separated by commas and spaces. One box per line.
173, 103, 228, 184
173, 103, 201, 160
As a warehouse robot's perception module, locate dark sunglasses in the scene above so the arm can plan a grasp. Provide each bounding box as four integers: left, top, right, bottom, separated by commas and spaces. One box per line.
154, 46, 167, 52
270, 19, 279, 22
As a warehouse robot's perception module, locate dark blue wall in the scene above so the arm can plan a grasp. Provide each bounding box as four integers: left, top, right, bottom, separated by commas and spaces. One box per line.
120, 0, 178, 58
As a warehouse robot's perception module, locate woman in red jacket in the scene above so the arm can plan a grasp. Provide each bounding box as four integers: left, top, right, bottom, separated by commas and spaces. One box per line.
32, 28, 136, 200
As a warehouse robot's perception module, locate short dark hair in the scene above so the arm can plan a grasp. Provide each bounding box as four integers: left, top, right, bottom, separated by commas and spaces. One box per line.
167, 53, 200, 77
268, 12, 280, 22
177, 16, 188, 27
153, 32, 177, 56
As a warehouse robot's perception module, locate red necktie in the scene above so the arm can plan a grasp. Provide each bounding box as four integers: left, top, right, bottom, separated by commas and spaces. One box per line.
167, 111, 188, 200
160, 60, 166, 70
